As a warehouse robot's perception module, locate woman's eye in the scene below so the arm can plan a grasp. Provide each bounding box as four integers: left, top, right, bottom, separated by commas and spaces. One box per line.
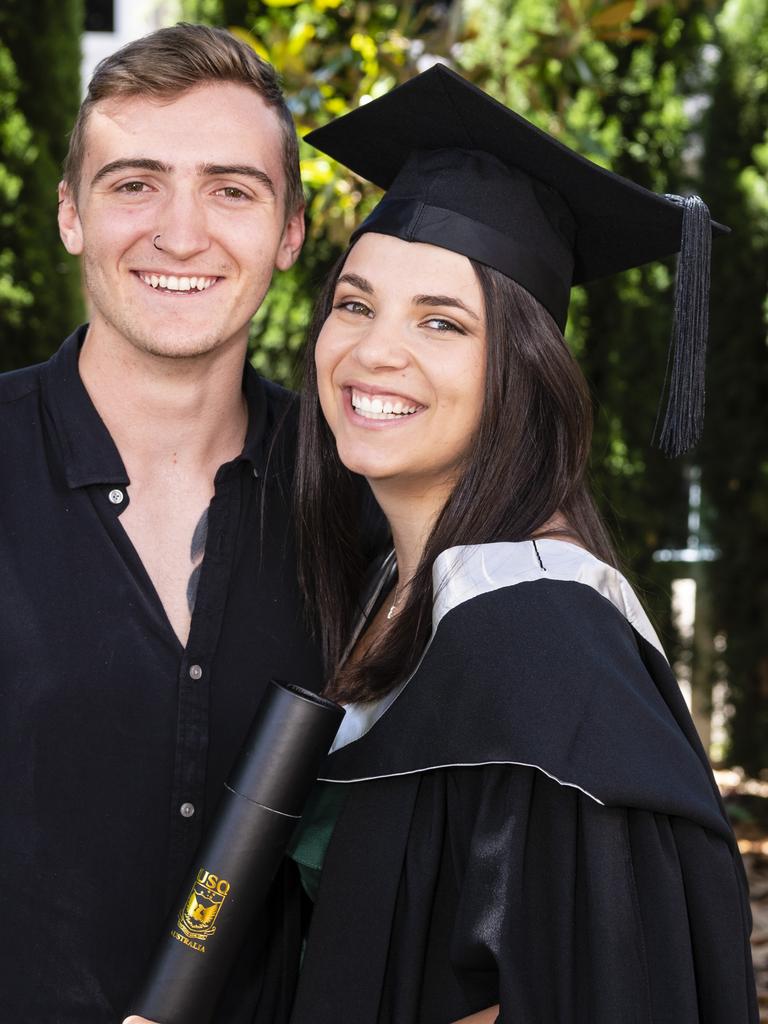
334, 300, 373, 318
423, 317, 465, 334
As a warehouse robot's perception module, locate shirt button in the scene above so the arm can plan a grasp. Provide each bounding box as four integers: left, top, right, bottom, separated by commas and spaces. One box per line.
108, 488, 124, 504
180, 802, 195, 818
189, 664, 203, 680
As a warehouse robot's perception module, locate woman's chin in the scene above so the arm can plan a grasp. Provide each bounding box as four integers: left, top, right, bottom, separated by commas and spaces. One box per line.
340, 458, 399, 482
334, 443, 402, 481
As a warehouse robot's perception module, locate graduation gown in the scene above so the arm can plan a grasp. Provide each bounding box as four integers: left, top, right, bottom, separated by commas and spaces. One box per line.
288, 540, 757, 1024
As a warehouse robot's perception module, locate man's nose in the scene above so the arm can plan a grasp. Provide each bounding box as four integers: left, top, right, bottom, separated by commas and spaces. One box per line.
152, 190, 211, 261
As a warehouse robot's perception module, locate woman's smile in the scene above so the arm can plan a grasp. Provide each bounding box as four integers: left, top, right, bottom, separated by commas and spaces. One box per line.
345, 386, 425, 425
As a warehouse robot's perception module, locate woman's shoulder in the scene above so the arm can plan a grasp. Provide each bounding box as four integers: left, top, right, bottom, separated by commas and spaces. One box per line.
431, 539, 664, 658
323, 539, 729, 838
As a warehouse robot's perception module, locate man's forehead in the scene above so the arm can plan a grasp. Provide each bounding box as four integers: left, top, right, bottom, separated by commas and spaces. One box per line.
85, 83, 284, 169
93, 80, 275, 118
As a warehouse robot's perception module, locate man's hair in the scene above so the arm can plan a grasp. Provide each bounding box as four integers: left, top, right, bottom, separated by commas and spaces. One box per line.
63, 23, 303, 216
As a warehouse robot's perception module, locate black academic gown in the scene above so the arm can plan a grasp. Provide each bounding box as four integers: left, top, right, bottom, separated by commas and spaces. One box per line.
288, 541, 758, 1024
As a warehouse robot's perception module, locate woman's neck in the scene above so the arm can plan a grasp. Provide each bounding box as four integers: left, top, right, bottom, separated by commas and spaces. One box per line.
368, 477, 454, 589
371, 473, 579, 588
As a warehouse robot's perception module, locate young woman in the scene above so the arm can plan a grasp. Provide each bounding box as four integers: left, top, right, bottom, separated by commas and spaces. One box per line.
285, 68, 757, 1023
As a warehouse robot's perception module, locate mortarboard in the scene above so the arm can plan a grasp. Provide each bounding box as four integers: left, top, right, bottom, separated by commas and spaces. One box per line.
305, 64, 727, 457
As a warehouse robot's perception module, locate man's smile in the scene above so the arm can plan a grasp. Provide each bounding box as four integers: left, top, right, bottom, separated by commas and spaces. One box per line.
135, 271, 220, 293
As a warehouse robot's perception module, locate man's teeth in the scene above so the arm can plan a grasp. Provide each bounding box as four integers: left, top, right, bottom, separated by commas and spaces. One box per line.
351, 390, 419, 419
138, 273, 216, 292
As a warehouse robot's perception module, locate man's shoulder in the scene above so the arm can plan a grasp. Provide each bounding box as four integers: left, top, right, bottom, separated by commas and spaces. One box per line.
0, 360, 50, 474
0, 360, 45, 408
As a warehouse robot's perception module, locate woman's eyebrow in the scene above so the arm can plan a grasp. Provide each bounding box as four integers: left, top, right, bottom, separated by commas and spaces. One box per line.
337, 273, 374, 294
414, 294, 480, 321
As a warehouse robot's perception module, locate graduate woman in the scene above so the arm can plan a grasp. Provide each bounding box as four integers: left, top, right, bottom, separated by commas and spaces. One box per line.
287, 66, 758, 1023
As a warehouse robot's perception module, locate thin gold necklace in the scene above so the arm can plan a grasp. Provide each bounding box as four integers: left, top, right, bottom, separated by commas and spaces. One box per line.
386, 583, 401, 620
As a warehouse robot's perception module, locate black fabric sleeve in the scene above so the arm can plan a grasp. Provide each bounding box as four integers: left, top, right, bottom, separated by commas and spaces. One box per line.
448, 765, 757, 1024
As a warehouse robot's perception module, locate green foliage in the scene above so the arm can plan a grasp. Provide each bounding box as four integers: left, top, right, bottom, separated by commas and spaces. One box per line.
0, 44, 35, 332
0, 0, 84, 371
698, 0, 768, 774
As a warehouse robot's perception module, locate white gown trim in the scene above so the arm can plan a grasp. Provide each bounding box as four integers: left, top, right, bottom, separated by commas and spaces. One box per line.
326, 539, 665, 793
432, 540, 663, 654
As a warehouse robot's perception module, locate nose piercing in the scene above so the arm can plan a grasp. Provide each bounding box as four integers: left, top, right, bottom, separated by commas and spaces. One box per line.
153, 234, 163, 251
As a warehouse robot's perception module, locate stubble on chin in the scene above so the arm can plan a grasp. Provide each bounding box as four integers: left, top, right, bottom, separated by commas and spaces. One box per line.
82, 257, 233, 360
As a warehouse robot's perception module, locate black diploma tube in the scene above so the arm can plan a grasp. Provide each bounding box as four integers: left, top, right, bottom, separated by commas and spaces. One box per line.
128, 680, 344, 1024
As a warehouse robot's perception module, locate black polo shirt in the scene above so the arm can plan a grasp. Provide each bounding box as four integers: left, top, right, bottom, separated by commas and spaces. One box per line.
0, 328, 323, 1021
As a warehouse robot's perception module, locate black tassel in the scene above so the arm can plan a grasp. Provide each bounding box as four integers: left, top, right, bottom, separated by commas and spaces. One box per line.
653, 194, 712, 457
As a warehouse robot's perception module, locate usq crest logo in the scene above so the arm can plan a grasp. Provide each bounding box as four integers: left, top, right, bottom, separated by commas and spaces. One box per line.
177, 868, 231, 942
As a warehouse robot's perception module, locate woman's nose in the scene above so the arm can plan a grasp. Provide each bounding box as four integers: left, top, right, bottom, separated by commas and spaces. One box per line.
353, 317, 410, 371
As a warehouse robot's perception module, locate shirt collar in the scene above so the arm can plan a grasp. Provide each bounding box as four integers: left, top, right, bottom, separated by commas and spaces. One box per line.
42, 326, 128, 489
43, 325, 270, 488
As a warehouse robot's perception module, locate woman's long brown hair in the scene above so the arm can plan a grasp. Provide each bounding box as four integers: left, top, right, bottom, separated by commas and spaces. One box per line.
296, 253, 616, 703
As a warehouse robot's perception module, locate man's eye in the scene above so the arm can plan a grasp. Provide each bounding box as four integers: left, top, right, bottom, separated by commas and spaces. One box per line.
217, 186, 248, 200
117, 181, 149, 193
334, 300, 373, 317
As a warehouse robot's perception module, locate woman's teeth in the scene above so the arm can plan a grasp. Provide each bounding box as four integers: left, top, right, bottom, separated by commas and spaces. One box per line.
138, 273, 217, 292
351, 389, 420, 420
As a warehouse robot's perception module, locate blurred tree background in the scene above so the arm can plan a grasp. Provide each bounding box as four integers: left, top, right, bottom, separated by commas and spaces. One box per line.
0, 0, 766, 772
0, 0, 84, 367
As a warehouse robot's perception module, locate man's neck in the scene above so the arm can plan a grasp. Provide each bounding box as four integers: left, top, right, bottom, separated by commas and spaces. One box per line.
78, 324, 250, 478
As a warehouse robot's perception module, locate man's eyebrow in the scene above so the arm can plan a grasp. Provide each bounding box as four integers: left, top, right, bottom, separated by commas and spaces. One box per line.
413, 294, 480, 321
89, 159, 278, 199
90, 158, 171, 188
336, 273, 374, 295
200, 164, 277, 198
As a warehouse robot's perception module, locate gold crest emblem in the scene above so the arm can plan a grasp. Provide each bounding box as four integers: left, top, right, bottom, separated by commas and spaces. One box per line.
177, 868, 231, 942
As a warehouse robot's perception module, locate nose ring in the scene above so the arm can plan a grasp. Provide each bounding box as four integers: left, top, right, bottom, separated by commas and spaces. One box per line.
153, 234, 163, 251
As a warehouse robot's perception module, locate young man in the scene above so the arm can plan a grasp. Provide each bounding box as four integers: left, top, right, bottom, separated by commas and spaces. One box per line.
0, 24, 323, 1022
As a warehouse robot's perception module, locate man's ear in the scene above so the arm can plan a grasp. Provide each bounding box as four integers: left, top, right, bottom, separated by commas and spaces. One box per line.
58, 181, 84, 255
275, 204, 306, 272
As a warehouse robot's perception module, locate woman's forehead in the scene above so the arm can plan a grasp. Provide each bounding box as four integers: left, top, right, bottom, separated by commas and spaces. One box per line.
341, 233, 480, 296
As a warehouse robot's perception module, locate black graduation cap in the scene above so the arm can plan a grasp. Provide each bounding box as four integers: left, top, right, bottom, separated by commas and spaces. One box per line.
305, 63, 728, 457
